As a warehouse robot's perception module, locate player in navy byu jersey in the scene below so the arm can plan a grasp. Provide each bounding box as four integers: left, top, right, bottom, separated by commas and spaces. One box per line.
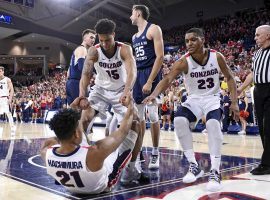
66, 29, 96, 105
130, 5, 164, 169
144, 28, 239, 192
41, 93, 142, 194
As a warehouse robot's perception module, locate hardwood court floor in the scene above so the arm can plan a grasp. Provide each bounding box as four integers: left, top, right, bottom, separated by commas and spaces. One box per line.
0, 122, 268, 200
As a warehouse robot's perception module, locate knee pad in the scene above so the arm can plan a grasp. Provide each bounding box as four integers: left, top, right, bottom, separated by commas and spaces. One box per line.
136, 104, 145, 121
147, 104, 159, 123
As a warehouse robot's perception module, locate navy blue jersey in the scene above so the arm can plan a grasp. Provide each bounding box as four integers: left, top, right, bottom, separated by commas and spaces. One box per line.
132, 23, 156, 69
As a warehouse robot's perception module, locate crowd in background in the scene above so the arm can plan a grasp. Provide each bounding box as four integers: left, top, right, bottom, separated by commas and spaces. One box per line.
1, 7, 269, 134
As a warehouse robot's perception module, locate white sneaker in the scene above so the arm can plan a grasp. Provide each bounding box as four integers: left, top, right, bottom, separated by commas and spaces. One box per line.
238, 130, 246, 135
207, 169, 222, 192
120, 166, 141, 184
202, 128, 207, 133
148, 154, 159, 170
183, 162, 204, 183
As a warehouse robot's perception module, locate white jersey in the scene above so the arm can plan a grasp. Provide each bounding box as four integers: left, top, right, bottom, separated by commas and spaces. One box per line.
46, 145, 109, 194
94, 42, 127, 90
183, 49, 221, 97
0, 77, 9, 97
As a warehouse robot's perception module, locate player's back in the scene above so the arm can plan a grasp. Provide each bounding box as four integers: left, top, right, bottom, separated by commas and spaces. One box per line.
184, 49, 221, 97
46, 145, 108, 194
132, 22, 156, 69
0, 77, 9, 97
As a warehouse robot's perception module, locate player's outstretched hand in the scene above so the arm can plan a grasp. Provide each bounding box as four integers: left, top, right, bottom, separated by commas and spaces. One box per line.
70, 96, 89, 110
122, 91, 133, 107
142, 95, 156, 105
230, 102, 240, 121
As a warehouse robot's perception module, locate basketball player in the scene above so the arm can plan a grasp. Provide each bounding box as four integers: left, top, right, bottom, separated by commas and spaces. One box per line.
66, 29, 96, 105
143, 28, 239, 192
130, 5, 164, 169
41, 93, 141, 194
0, 66, 16, 135
71, 19, 144, 183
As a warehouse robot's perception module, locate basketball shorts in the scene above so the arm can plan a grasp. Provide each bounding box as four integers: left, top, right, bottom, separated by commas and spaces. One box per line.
133, 67, 162, 104
0, 98, 10, 115
180, 94, 221, 120
88, 85, 127, 122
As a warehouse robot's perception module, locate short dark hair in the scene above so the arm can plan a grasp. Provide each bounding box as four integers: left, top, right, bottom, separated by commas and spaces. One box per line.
95, 18, 116, 34
82, 29, 96, 39
132, 5, 150, 20
186, 28, 204, 37
49, 109, 81, 141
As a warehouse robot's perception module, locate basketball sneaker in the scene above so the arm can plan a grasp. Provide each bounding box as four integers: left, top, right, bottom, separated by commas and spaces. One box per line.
120, 165, 141, 184
183, 162, 204, 183
207, 169, 222, 192
148, 154, 159, 169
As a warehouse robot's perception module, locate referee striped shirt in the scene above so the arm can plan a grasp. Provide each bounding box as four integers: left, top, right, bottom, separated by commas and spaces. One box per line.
252, 47, 270, 84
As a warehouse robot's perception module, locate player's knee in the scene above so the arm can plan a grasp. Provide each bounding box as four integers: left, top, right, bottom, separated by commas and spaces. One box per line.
206, 119, 223, 140
174, 117, 189, 137
147, 105, 159, 123
148, 112, 158, 123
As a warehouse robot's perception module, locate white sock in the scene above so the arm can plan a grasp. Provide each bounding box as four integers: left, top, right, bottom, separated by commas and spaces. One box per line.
184, 149, 197, 165
152, 147, 159, 155
210, 155, 221, 173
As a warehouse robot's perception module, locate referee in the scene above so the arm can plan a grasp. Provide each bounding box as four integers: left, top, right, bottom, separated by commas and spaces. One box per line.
238, 25, 270, 175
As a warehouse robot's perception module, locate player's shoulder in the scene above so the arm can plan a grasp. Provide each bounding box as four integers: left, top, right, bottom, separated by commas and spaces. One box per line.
149, 23, 162, 32
5, 76, 12, 82
89, 45, 99, 53
118, 42, 132, 52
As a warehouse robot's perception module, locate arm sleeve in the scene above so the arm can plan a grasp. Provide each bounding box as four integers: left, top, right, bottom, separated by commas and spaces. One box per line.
77, 57, 85, 72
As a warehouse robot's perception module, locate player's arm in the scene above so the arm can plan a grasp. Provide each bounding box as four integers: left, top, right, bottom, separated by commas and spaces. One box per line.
85, 94, 134, 171
7, 78, 14, 103
74, 46, 87, 72
40, 137, 59, 161
143, 57, 188, 103
120, 45, 137, 99
217, 52, 239, 120
146, 25, 164, 84
238, 72, 253, 94
244, 97, 249, 111
79, 46, 98, 97
66, 67, 70, 79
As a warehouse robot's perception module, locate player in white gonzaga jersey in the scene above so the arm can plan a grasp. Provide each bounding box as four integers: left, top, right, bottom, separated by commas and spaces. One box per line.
0, 66, 15, 134
143, 28, 239, 192
71, 19, 145, 183
41, 93, 141, 194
